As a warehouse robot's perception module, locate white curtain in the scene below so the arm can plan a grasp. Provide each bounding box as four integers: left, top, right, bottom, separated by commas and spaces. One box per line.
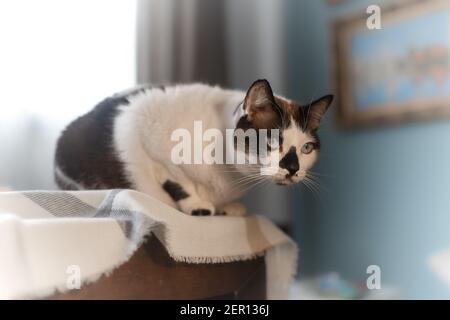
0, 0, 137, 189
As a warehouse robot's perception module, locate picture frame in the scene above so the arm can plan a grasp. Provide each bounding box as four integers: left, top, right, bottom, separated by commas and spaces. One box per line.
326, 0, 350, 6
332, 0, 450, 128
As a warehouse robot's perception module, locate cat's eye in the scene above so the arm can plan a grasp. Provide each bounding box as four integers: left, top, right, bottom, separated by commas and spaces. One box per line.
301, 142, 314, 154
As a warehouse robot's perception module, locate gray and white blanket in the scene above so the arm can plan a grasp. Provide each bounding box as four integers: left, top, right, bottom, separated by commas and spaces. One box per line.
0, 189, 297, 299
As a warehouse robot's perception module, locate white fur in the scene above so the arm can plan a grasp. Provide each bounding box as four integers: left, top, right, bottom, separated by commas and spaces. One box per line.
269, 116, 318, 185
114, 84, 318, 215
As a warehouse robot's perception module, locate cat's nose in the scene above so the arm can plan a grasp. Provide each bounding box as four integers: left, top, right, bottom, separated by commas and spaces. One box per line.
285, 165, 299, 177
279, 147, 299, 176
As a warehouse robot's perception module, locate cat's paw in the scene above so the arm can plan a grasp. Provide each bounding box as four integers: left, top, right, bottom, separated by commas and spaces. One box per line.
219, 202, 246, 217
191, 209, 212, 216
179, 197, 216, 216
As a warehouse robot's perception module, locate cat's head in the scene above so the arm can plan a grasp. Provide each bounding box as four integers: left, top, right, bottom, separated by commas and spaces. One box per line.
234, 79, 333, 186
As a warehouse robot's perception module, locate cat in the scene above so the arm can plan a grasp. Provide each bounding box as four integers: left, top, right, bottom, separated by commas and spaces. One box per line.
55, 79, 333, 216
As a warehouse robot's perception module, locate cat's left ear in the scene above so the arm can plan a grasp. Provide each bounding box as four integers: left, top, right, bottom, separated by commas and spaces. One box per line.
305, 94, 333, 131
243, 79, 281, 129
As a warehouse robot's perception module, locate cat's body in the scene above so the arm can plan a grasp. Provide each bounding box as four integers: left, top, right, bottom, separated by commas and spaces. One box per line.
55, 80, 333, 216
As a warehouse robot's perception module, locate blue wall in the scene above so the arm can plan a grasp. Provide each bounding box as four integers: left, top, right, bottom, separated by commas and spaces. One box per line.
286, 0, 450, 299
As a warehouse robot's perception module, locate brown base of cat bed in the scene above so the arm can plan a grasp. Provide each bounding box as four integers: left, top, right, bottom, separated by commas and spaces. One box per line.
50, 236, 266, 300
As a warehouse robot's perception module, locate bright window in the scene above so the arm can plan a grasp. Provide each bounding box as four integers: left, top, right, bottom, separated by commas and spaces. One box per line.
0, 0, 137, 121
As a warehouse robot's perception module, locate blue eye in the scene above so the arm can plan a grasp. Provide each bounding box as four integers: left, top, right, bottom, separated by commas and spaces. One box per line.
301, 142, 314, 154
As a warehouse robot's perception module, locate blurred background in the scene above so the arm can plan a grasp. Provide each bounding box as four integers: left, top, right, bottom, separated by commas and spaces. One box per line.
1, 0, 450, 299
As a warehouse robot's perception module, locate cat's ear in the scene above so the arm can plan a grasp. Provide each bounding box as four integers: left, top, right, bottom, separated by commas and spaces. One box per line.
243, 79, 281, 129
305, 94, 333, 131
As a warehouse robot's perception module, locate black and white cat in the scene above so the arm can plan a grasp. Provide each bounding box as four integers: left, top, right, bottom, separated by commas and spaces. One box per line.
55, 79, 332, 216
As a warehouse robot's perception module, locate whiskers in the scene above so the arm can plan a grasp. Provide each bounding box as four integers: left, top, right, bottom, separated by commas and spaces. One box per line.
225, 164, 271, 196
299, 170, 328, 201
221, 164, 330, 204
214, 163, 262, 174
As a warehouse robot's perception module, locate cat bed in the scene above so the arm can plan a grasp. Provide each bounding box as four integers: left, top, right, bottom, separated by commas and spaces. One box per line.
0, 190, 297, 299
50, 236, 267, 299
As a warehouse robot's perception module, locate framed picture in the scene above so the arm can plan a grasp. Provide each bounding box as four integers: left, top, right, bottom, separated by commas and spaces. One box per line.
332, 0, 450, 128
327, 0, 350, 5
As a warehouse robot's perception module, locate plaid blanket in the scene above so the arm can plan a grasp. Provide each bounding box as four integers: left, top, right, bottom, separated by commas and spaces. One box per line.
0, 189, 297, 299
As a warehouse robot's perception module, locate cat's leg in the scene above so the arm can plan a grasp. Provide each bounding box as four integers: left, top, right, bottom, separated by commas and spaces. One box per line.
162, 179, 216, 216
218, 202, 247, 216
138, 160, 215, 216
179, 193, 216, 216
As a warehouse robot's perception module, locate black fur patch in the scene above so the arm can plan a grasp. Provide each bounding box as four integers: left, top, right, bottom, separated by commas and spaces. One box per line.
279, 146, 299, 176
162, 180, 189, 201
191, 209, 211, 216
54, 86, 155, 190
